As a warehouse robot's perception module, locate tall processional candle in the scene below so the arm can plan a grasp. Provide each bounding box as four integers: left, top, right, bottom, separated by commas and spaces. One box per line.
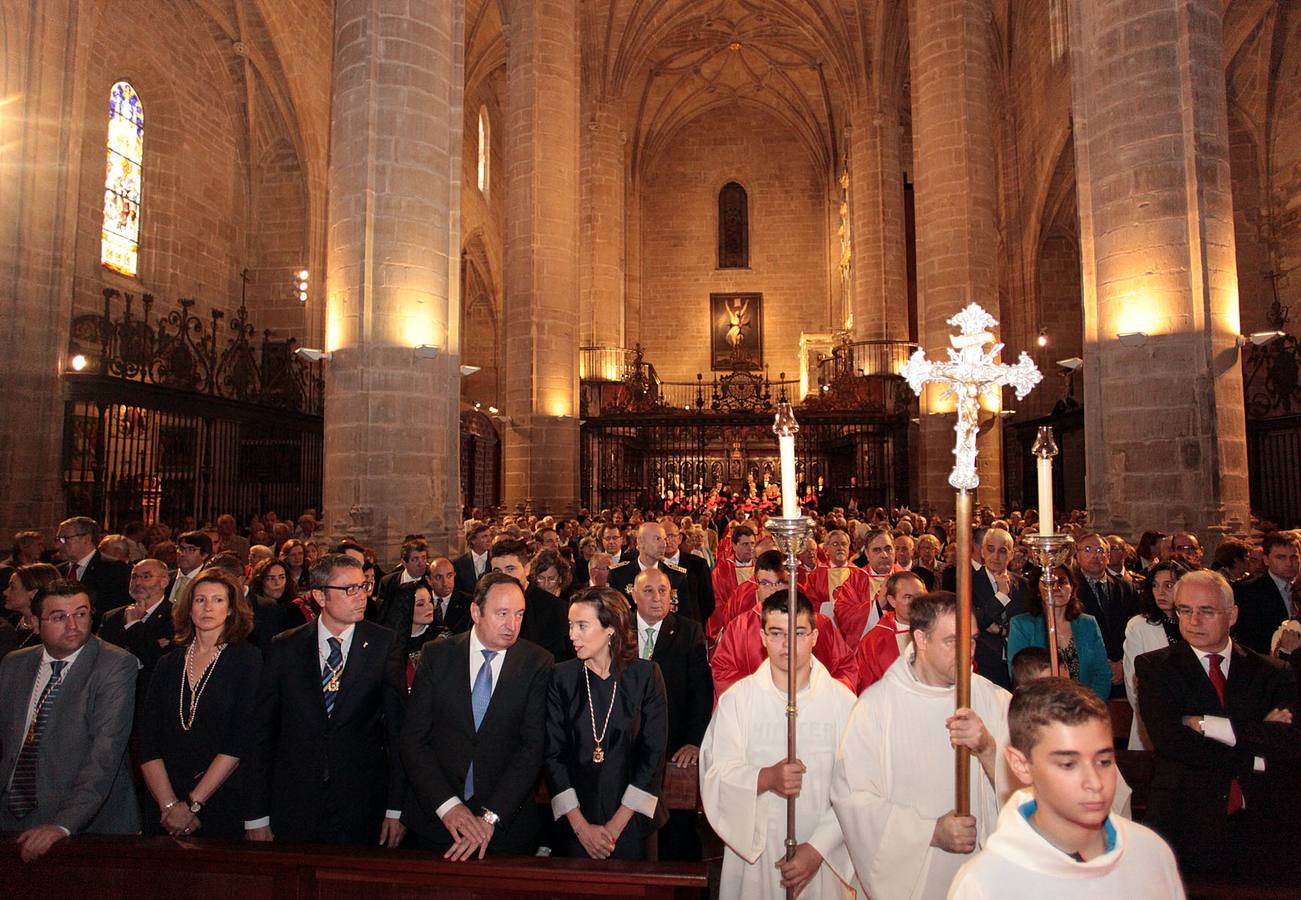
1032, 427, 1058, 535
773, 403, 800, 519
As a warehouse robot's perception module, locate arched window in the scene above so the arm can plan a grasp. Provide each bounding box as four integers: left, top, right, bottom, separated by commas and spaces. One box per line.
477, 107, 490, 194
718, 181, 748, 268
101, 81, 144, 277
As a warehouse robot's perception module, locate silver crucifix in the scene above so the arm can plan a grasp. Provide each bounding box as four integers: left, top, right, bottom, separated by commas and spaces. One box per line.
900, 303, 1042, 490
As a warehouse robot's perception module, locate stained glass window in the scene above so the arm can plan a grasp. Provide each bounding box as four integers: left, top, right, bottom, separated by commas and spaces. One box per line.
101, 81, 144, 277
477, 107, 489, 194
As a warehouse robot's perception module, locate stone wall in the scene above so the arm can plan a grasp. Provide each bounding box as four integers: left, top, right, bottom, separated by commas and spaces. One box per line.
637, 104, 832, 384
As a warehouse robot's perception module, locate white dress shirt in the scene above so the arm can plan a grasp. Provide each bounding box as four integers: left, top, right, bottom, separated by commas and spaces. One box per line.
471, 551, 488, 577
636, 614, 664, 659
69, 551, 96, 582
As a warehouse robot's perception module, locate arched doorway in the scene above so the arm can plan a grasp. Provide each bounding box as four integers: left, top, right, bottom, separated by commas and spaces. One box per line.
460, 409, 501, 512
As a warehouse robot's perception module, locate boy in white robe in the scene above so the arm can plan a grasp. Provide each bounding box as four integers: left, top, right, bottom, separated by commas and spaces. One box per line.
831, 590, 1012, 900
948, 678, 1184, 898
701, 592, 858, 899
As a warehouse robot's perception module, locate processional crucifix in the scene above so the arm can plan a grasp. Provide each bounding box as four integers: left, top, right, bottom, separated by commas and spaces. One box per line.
899, 303, 1042, 813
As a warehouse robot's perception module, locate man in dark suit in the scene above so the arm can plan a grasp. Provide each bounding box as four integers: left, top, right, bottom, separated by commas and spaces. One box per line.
600, 522, 634, 564
1074, 532, 1136, 697
661, 518, 715, 624
98, 557, 174, 721
377, 538, 429, 612
244, 553, 407, 846
401, 572, 553, 857
489, 539, 569, 661
0, 580, 139, 860
1233, 532, 1299, 656
55, 517, 131, 623
609, 522, 696, 621
166, 530, 212, 606
452, 523, 493, 598
633, 568, 711, 860
971, 528, 1027, 690
1137, 569, 1301, 876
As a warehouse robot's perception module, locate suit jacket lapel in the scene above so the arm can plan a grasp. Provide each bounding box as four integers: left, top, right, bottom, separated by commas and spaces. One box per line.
651, 614, 678, 661
45, 637, 99, 748
1174, 643, 1224, 711
333, 623, 371, 718
455, 634, 476, 733
1224, 642, 1253, 710
477, 639, 518, 733
301, 624, 331, 723
5, 651, 43, 757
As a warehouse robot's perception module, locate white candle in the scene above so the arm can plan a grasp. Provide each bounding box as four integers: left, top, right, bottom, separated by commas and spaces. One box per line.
779, 434, 798, 519
1037, 456, 1054, 536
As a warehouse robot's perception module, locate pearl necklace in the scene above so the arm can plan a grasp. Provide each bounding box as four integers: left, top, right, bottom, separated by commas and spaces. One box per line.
582, 662, 618, 764
180, 641, 226, 732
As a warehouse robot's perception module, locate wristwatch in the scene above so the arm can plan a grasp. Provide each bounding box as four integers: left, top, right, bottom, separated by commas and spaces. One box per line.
480, 808, 500, 826
188, 798, 204, 814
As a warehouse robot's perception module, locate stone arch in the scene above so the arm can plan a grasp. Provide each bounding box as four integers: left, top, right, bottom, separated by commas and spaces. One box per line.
1033, 135, 1083, 367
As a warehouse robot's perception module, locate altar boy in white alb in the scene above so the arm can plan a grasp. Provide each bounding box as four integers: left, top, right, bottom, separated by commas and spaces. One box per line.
831, 591, 1012, 900
947, 678, 1184, 899
701, 592, 858, 899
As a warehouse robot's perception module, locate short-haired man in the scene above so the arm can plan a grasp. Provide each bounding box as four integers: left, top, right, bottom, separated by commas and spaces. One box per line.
634, 567, 712, 861
1233, 532, 1300, 656
453, 523, 493, 597
168, 530, 213, 606
1074, 532, 1136, 697
586, 552, 613, 588
949, 679, 1183, 898
97, 557, 175, 720
970, 528, 1027, 691
833, 527, 901, 646
661, 517, 715, 625
215, 514, 250, 564
608, 523, 696, 621
401, 572, 554, 857
245, 554, 407, 846
853, 571, 927, 694
0, 581, 139, 859
803, 530, 871, 634
701, 592, 857, 898
599, 523, 632, 564
489, 539, 568, 661
832, 591, 1011, 900
1170, 532, 1204, 567
710, 525, 758, 638
378, 539, 429, 610
711, 551, 858, 701
55, 516, 131, 618
1137, 569, 1300, 876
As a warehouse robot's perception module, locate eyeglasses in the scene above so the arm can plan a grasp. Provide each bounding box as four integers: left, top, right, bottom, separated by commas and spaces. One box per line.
1173, 605, 1228, 621
55, 533, 89, 544
533, 574, 561, 586
42, 609, 91, 625
756, 580, 784, 589
319, 581, 374, 597
764, 627, 811, 643
1173, 544, 1198, 553
1077, 546, 1107, 556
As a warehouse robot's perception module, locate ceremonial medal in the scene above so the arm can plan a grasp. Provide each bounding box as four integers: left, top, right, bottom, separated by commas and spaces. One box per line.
593, 745, 605, 764
583, 663, 618, 767
325, 674, 341, 692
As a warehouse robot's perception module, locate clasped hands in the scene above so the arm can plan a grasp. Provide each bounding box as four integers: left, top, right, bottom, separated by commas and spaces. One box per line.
572, 814, 626, 859
161, 801, 200, 837
441, 803, 492, 860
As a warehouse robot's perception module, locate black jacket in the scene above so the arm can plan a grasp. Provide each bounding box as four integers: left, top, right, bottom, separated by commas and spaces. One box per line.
400, 632, 553, 852
609, 560, 697, 622
1232, 572, 1291, 656
646, 613, 713, 753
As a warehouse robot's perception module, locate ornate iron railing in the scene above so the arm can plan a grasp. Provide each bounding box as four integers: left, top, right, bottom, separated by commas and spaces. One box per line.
66, 289, 324, 416
815, 338, 920, 385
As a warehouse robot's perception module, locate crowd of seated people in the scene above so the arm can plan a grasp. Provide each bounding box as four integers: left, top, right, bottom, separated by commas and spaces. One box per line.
1, 499, 1297, 896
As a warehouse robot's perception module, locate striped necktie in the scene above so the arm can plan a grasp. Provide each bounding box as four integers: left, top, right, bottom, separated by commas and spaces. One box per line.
8, 660, 67, 819
322, 637, 342, 716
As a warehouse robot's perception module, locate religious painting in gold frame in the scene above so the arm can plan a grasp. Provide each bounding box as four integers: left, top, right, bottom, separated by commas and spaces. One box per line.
710, 292, 763, 371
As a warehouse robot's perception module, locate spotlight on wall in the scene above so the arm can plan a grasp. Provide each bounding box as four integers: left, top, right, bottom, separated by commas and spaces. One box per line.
1236, 330, 1285, 348
487, 406, 499, 415
1037, 329, 1049, 348
1057, 357, 1083, 371
1116, 332, 1148, 348
294, 347, 331, 362
69, 353, 88, 372
459, 365, 481, 376
296, 268, 309, 304
492, 414, 515, 426
415, 344, 442, 360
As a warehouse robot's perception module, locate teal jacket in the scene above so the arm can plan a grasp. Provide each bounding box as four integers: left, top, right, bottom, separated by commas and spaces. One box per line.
1007, 612, 1112, 700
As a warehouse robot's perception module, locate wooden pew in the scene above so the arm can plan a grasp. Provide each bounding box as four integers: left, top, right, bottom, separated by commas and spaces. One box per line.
2, 834, 709, 899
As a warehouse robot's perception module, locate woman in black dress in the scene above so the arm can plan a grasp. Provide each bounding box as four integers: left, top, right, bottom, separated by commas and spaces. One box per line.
545, 586, 667, 860
140, 568, 262, 839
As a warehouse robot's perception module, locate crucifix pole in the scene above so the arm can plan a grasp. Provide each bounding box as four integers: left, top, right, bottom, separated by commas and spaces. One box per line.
900, 303, 1042, 815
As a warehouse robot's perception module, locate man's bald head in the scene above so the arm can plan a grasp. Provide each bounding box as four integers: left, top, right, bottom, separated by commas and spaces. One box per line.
637, 522, 666, 563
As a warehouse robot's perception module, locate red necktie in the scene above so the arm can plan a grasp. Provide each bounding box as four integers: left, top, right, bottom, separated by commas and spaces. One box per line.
1206, 653, 1244, 815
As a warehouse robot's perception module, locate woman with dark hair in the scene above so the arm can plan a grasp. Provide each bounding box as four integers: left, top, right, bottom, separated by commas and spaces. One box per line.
3, 563, 61, 655
1123, 559, 1190, 749
544, 587, 668, 860
1135, 530, 1166, 574
247, 557, 299, 649
530, 548, 573, 602
279, 538, 310, 592
1007, 564, 1111, 700
139, 569, 261, 839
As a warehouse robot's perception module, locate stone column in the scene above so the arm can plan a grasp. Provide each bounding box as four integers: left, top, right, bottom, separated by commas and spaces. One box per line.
580, 101, 626, 348
1068, 0, 1248, 540
502, 0, 581, 513
908, 0, 1003, 512
848, 97, 909, 342
322, 0, 465, 562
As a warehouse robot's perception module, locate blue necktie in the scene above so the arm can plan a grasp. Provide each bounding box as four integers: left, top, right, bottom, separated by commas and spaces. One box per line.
8, 660, 67, 819
322, 637, 342, 717
464, 649, 498, 799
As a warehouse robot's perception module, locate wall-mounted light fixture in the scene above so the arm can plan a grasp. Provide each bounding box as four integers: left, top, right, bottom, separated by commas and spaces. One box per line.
415, 344, 442, 359
70, 354, 88, 372
297, 269, 309, 304
1057, 357, 1083, 371
1236, 330, 1284, 348
294, 347, 331, 362
1037, 329, 1049, 348
459, 365, 481, 376
1116, 332, 1147, 348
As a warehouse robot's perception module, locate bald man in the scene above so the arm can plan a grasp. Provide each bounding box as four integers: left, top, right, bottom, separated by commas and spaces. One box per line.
98, 557, 176, 719
609, 522, 697, 621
